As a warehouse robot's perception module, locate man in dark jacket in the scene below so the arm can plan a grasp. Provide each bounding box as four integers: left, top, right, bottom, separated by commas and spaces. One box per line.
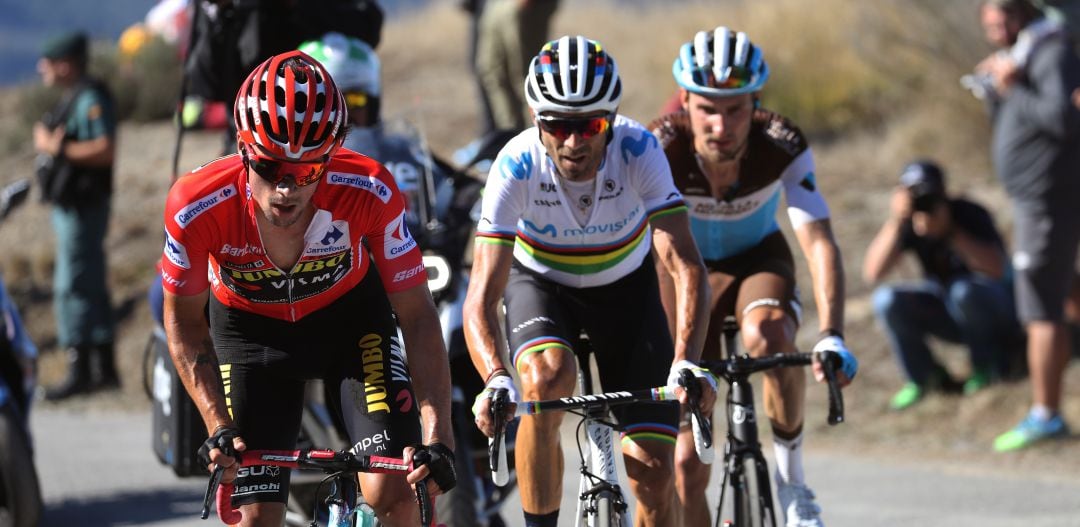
33, 32, 118, 400
977, 0, 1080, 451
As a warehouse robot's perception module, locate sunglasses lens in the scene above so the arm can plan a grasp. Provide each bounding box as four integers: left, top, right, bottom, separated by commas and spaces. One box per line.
250, 155, 326, 186
539, 115, 610, 140
344, 91, 368, 109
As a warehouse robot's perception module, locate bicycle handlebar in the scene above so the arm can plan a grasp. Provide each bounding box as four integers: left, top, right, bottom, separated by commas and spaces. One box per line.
487, 386, 679, 485
700, 350, 846, 426
200, 448, 432, 525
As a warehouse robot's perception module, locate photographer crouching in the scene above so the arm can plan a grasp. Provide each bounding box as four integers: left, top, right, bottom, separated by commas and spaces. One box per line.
862, 160, 1021, 411
32, 31, 118, 401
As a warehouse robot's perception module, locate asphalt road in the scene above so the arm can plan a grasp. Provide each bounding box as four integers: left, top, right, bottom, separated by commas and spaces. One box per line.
29, 406, 1080, 527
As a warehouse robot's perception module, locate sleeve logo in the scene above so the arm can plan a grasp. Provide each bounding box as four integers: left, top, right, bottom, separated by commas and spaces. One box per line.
174, 184, 237, 227
163, 231, 190, 269
326, 172, 393, 203
384, 211, 418, 259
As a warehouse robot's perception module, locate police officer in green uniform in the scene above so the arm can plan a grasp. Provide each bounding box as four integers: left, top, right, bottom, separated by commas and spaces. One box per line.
33, 31, 118, 400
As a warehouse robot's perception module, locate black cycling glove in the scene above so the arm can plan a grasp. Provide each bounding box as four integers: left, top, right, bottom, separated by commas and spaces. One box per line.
413, 442, 457, 492
197, 426, 241, 468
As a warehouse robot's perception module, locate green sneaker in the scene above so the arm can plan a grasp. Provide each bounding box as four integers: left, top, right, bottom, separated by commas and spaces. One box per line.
889, 382, 923, 411
963, 370, 992, 395
993, 411, 1069, 452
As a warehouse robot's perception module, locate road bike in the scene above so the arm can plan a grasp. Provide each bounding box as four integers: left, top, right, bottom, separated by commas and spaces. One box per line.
692, 316, 845, 527
487, 336, 685, 527
201, 448, 435, 526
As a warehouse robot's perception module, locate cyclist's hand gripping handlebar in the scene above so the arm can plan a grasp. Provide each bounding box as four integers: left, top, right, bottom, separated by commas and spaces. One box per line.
488, 387, 511, 486
815, 350, 847, 425
679, 369, 715, 465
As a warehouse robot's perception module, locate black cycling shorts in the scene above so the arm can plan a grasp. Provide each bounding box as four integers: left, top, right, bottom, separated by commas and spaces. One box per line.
503, 257, 679, 446
209, 270, 421, 505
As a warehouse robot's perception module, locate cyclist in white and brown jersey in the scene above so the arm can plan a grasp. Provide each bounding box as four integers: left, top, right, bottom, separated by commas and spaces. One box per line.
648, 27, 858, 527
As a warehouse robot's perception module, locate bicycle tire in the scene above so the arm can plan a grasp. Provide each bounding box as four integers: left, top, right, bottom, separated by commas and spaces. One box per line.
594, 490, 624, 527
0, 402, 41, 527
733, 455, 775, 527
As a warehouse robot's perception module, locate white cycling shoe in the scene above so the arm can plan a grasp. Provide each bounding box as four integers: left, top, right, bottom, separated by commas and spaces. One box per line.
776, 480, 824, 527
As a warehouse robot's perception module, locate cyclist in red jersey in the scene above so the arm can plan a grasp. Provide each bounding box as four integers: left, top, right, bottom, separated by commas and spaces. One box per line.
161, 51, 456, 527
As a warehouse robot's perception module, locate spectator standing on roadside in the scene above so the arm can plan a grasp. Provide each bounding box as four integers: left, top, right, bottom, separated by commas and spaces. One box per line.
32, 32, 118, 400
975, 0, 1080, 451
474, 0, 559, 134
863, 161, 1019, 411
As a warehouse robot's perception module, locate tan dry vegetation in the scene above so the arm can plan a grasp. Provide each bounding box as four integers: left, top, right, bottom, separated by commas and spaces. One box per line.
0, 0, 1075, 469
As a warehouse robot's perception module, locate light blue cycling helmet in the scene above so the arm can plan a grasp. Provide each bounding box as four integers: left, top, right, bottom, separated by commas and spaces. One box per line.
672, 26, 769, 96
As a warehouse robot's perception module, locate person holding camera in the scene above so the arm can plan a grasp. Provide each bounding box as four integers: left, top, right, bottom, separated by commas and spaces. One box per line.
32, 32, 118, 401
863, 161, 1019, 411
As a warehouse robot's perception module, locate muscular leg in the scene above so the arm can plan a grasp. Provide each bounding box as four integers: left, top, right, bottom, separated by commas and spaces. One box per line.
623, 439, 676, 527
234, 503, 286, 527
361, 472, 422, 527
741, 306, 802, 435
673, 414, 710, 526
517, 346, 579, 515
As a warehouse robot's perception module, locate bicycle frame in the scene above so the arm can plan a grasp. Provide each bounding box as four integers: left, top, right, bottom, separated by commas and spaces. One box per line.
700, 316, 845, 527
573, 349, 627, 527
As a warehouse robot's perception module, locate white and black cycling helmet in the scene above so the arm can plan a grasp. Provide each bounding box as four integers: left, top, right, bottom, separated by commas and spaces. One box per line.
672, 26, 769, 96
524, 35, 622, 115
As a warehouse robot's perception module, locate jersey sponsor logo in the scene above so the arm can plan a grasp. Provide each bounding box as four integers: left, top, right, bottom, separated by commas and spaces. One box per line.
620, 130, 658, 163
511, 316, 555, 334
523, 220, 557, 238
233, 483, 281, 496
163, 231, 190, 269
533, 199, 562, 207
359, 334, 390, 415
219, 243, 263, 257
764, 118, 804, 156
603, 179, 616, 192
498, 151, 534, 180
307, 222, 350, 256
237, 465, 280, 478
392, 262, 426, 283
598, 186, 625, 202
161, 268, 187, 289
384, 211, 417, 259
217, 250, 352, 303
355, 429, 393, 453
799, 171, 817, 192
539, 182, 557, 192
174, 184, 237, 227
562, 205, 639, 237
326, 172, 392, 203
692, 199, 759, 217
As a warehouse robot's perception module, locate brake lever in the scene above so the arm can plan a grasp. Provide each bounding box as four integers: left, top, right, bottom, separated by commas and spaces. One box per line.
679, 369, 713, 451
411, 450, 433, 527
200, 465, 224, 520
489, 388, 510, 486
818, 351, 846, 426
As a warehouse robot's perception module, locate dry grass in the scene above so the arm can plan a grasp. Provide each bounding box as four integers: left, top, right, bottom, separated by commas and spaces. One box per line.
0, 0, 1076, 466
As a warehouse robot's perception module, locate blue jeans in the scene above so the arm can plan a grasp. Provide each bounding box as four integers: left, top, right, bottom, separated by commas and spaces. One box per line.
872, 277, 1019, 385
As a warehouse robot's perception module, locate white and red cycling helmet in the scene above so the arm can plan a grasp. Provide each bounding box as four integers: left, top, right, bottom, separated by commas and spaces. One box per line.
234, 50, 347, 162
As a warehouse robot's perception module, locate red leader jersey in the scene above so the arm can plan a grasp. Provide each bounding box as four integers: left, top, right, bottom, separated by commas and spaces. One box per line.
160, 148, 428, 322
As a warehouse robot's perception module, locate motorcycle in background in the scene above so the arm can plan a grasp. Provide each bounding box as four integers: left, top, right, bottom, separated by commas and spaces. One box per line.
0, 179, 43, 527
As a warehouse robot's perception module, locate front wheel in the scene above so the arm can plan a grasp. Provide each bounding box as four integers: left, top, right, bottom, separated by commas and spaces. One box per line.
593, 490, 625, 527
733, 455, 776, 527
0, 402, 41, 527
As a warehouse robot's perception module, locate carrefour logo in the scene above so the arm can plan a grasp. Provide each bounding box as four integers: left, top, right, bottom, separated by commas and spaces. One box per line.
326, 172, 392, 203
174, 184, 236, 227
384, 211, 417, 259
163, 231, 190, 269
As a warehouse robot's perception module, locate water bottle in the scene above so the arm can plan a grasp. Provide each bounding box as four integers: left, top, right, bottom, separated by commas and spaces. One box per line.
356, 502, 378, 527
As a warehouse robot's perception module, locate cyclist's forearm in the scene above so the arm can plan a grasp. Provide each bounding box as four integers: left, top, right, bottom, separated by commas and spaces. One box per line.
672, 261, 710, 363
463, 295, 510, 379
807, 237, 846, 334
401, 320, 454, 448
166, 329, 232, 434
